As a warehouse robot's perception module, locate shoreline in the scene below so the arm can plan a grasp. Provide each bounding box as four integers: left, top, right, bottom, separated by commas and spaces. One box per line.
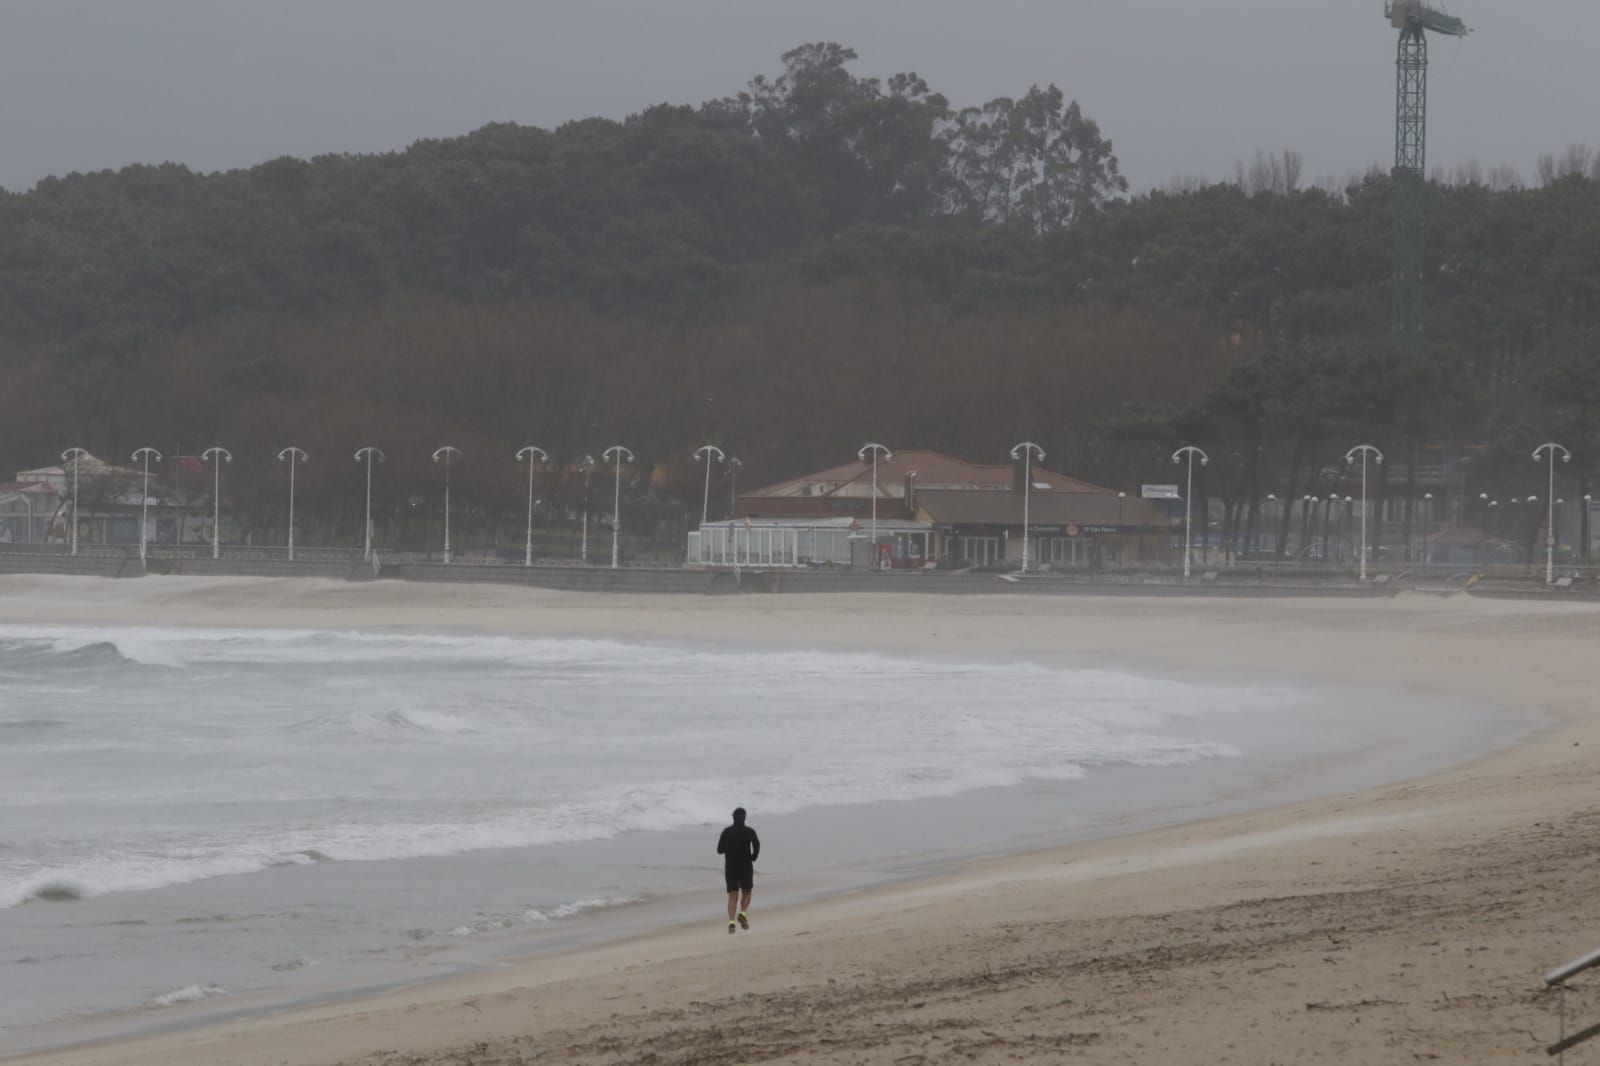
3, 575, 1597, 1064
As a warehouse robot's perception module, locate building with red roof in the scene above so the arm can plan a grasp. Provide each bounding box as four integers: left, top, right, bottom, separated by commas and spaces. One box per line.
691, 449, 1171, 570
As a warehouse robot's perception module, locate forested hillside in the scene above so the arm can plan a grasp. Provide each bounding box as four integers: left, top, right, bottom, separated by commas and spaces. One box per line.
1, 42, 1597, 547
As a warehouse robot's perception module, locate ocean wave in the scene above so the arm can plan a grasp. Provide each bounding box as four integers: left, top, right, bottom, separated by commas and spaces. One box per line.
268, 957, 318, 972
0, 621, 1300, 912
448, 895, 636, 936
285, 707, 477, 738
152, 984, 227, 1008
0, 718, 68, 732
22, 876, 92, 902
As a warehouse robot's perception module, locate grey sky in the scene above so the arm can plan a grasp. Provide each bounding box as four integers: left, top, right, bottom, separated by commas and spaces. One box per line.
0, 0, 1592, 194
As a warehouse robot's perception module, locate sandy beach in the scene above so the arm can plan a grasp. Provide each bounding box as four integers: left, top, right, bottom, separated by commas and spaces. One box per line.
3, 574, 1598, 1064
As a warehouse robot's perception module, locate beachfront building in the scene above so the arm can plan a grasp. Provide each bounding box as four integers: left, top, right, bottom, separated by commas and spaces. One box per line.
0, 480, 61, 544
687, 450, 1172, 570
13, 454, 225, 548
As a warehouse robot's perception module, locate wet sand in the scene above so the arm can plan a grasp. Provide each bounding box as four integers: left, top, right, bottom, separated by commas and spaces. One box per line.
3, 575, 1597, 1064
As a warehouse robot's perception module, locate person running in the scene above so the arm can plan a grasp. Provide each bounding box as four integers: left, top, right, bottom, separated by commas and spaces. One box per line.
716, 807, 760, 934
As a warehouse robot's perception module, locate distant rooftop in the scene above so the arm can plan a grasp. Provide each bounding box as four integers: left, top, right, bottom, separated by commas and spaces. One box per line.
747, 449, 1112, 500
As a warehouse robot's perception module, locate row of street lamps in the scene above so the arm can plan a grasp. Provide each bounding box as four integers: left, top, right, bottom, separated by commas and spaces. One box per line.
59, 444, 654, 569
53, 437, 1584, 582
1164, 443, 1383, 581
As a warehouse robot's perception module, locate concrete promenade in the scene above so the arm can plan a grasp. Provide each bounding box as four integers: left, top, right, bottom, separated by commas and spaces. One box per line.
1, 545, 1593, 599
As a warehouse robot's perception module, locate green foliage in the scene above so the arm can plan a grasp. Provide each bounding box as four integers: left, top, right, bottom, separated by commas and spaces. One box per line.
1, 40, 1598, 522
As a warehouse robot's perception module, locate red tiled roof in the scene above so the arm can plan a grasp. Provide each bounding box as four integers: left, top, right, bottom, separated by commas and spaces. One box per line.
750, 449, 1112, 497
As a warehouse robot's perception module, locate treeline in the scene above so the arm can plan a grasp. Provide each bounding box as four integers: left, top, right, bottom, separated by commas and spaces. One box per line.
1, 42, 1599, 552
0, 43, 1123, 347
2, 286, 1231, 550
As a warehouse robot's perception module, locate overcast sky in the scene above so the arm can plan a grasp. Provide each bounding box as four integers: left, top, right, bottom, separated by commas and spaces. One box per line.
0, 0, 1592, 194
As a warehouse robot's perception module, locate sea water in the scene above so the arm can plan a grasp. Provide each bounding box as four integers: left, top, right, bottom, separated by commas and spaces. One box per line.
0, 623, 1525, 1048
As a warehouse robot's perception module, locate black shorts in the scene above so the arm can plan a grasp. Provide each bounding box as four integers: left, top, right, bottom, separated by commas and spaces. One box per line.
724, 866, 753, 893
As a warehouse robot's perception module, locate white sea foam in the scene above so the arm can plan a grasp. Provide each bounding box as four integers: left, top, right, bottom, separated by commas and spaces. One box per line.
449, 895, 637, 936
152, 984, 227, 1007
0, 623, 1293, 909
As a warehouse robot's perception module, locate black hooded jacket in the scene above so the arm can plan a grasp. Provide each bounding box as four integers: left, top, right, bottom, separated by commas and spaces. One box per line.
717, 816, 760, 870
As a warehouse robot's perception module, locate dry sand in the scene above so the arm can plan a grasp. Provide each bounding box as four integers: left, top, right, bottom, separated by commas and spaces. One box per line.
4, 574, 1600, 1064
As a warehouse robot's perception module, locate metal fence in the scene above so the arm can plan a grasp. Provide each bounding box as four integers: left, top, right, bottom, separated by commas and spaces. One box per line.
687, 526, 801, 568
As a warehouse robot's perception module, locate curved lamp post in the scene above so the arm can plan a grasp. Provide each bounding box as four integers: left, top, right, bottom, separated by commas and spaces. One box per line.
1010, 442, 1045, 573
1344, 444, 1384, 582
1171, 445, 1210, 581
432, 446, 462, 564
201, 447, 232, 560
131, 447, 162, 563
1532, 443, 1571, 584
516, 446, 549, 567
60, 448, 88, 555
602, 445, 634, 569
694, 444, 726, 527
353, 447, 385, 562
857, 443, 893, 571
579, 454, 595, 564
277, 447, 307, 561
1421, 492, 1433, 574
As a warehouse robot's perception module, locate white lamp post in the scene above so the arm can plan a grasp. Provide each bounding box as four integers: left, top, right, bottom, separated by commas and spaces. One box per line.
1010, 442, 1045, 573
694, 445, 726, 526
857, 443, 893, 571
131, 447, 162, 564
1532, 443, 1571, 585
603, 445, 634, 569
579, 454, 595, 564
354, 447, 385, 562
1171, 445, 1210, 580
277, 447, 307, 561
1421, 492, 1433, 573
18, 488, 32, 544
516, 446, 549, 567
1343, 444, 1384, 582
432, 446, 462, 564
60, 447, 88, 555
201, 446, 232, 560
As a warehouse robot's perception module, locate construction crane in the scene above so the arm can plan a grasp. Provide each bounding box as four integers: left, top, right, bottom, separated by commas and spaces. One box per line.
1386, 0, 1470, 341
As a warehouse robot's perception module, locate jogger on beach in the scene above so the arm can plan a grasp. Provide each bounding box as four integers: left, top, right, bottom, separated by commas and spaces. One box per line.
717, 807, 760, 933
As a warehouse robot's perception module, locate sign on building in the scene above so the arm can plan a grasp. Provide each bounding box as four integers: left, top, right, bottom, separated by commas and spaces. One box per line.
1140, 484, 1181, 500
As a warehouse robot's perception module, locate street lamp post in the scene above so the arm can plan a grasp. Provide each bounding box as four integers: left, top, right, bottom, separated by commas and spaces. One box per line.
1532, 443, 1571, 585
858, 443, 893, 571
1171, 446, 1210, 580
131, 447, 162, 564
603, 445, 634, 569
431, 446, 462, 564
579, 455, 595, 564
201, 447, 232, 560
516, 446, 549, 567
694, 445, 726, 527
353, 447, 385, 562
1524, 495, 1540, 566
1344, 444, 1384, 582
60, 448, 88, 555
1421, 492, 1433, 574
1342, 495, 1354, 564
1010, 442, 1045, 573
277, 447, 307, 561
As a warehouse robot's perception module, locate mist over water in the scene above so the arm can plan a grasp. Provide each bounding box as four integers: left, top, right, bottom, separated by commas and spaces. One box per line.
0, 622, 1521, 1043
